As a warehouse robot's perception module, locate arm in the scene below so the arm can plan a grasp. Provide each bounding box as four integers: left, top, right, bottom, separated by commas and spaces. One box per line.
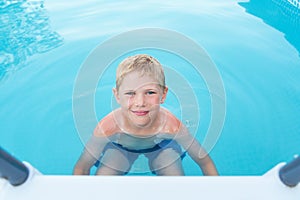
189, 145, 219, 176
73, 135, 108, 175
73, 112, 119, 175
175, 125, 219, 176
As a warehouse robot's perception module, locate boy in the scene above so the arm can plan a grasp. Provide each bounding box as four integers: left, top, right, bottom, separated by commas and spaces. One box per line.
73, 54, 218, 176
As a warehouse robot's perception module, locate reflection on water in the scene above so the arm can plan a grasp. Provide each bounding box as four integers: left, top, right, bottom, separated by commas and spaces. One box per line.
239, 0, 300, 56
0, 0, 63, 81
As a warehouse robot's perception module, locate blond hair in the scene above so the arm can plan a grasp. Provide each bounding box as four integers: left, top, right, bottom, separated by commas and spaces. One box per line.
115, 54, 165, 91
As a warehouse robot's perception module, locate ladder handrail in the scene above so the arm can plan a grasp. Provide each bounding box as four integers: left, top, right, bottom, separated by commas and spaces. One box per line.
0, 147, 29, 186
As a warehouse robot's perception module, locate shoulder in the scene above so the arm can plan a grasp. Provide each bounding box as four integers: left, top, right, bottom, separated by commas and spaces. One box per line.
161, 108, 183, 134
93, 110, 121, 137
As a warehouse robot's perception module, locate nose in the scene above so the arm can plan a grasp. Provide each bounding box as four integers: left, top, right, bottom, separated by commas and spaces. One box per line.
134, 93, 145, 107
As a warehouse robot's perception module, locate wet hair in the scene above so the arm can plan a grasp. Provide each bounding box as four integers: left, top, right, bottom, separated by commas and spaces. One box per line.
116, 54, 166, 91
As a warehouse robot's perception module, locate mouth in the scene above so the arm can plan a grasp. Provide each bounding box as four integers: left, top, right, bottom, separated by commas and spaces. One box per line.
132, 110, 149, 116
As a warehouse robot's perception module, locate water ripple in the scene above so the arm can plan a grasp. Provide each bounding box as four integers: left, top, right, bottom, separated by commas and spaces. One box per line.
0, 0, 63, 81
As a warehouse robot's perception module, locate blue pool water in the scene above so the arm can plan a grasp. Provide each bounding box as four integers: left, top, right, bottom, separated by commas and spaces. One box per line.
1, 0, 300, 175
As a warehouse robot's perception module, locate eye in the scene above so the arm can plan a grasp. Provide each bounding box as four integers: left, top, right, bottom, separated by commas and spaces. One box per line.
146, 91, 157, 95
125, 91, 135, 96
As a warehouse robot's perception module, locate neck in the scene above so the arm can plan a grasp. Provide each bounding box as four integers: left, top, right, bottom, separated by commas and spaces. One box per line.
121, 109, 167, 136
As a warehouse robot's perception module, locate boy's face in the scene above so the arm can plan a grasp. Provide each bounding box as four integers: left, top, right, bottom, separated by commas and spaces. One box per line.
113, 71, 168, 131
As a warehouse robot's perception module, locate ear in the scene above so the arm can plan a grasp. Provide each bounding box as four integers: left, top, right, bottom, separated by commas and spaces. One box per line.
113, 88, 120, 104
160, 86, 168, 104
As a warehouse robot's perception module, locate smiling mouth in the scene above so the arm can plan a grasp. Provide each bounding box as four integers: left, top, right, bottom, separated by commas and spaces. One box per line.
132, 110, 149, 116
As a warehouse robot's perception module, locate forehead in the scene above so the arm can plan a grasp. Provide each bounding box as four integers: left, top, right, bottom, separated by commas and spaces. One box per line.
119, 71, 160, 91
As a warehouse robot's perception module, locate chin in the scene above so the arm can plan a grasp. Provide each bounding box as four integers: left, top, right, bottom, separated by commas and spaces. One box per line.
132, 120, 152, 128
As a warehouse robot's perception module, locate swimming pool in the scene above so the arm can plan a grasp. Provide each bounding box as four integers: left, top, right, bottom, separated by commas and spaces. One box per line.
0, 0, 299, 176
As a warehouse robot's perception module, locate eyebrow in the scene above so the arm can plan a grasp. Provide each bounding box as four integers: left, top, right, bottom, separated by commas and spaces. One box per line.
122, 85, 160, 91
